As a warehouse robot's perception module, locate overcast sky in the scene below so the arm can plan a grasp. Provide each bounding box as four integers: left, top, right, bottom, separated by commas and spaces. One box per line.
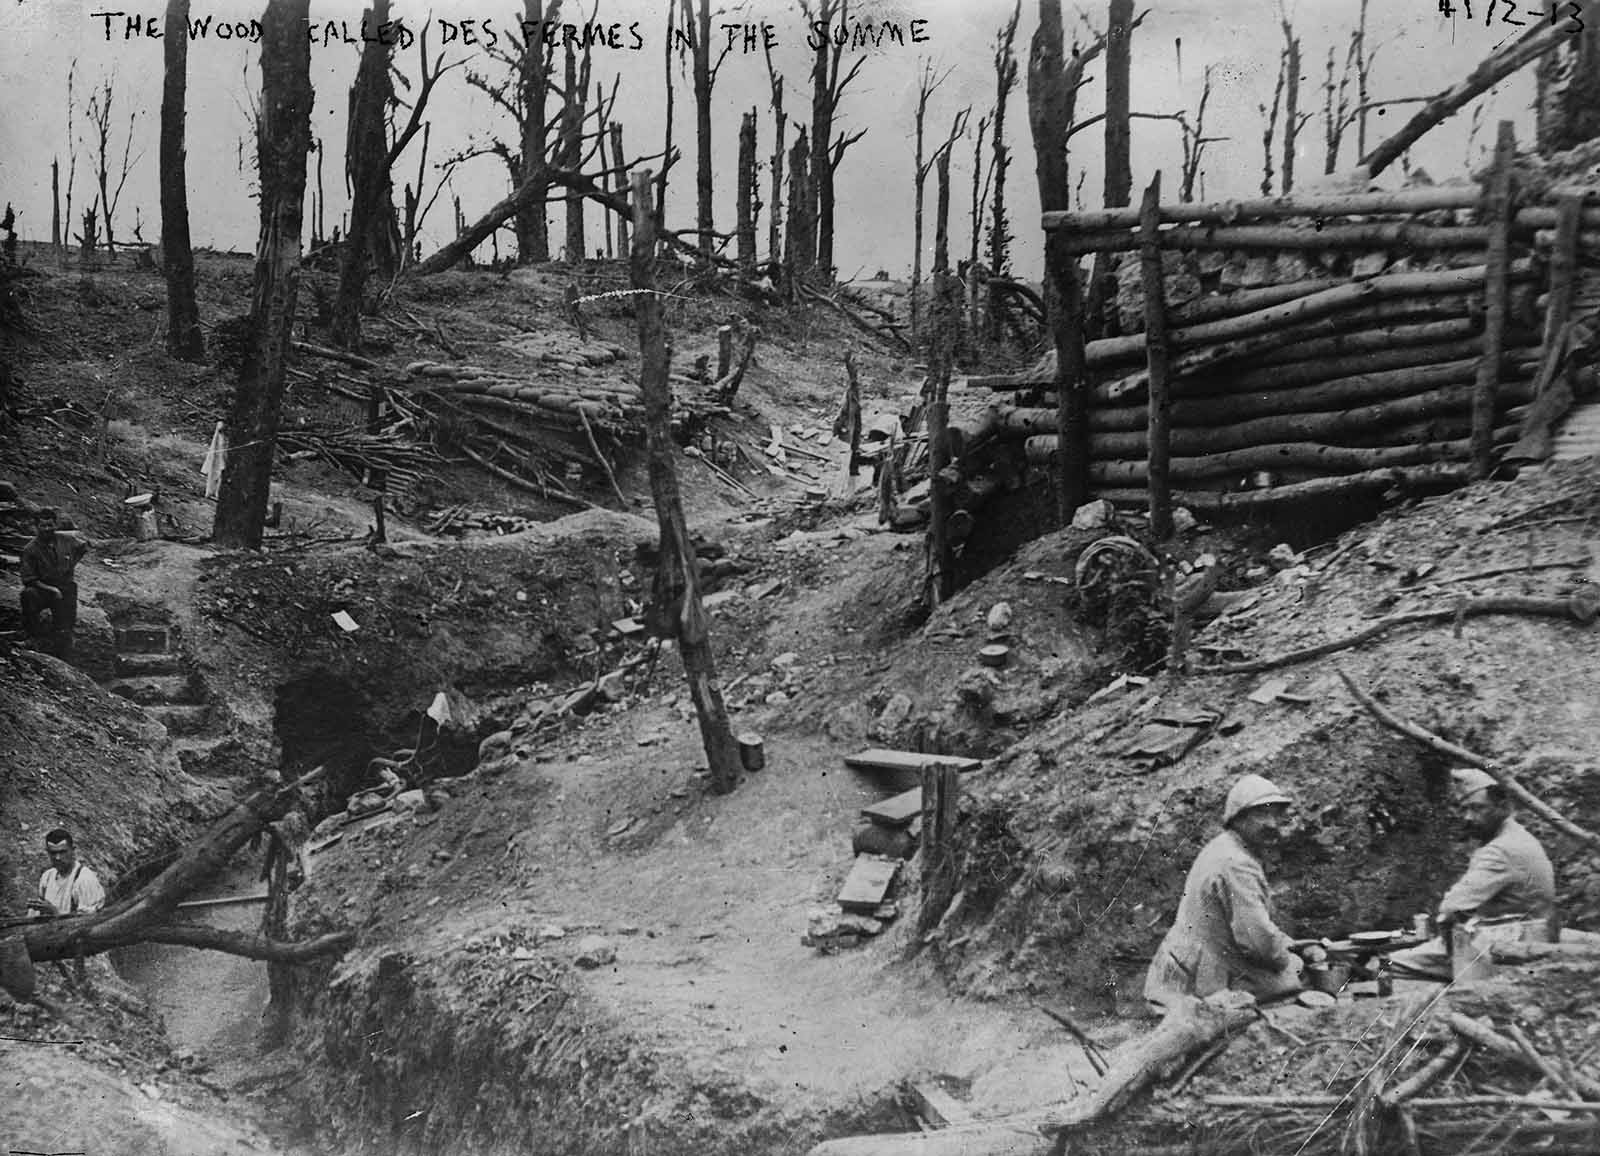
0, 0, 1546, 282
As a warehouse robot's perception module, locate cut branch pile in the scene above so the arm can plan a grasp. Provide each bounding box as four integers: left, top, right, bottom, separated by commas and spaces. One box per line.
403, 360, 731, 434
278, 423, 441, 503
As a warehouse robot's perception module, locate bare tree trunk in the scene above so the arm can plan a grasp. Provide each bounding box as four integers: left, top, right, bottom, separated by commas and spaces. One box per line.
213, 0, 313, 549
806, 0, 865, 285
926, 150, 956, 605
1354, 0, 1371, 158
736, 109, 757, 275
560, 42, 587, 262
990, 0, 1021, 280
51, 159, 61, 251
160, 0, 203, 362
1103, 0, 1133, 209
1260, 54, 1285, 197
598, 89, 613, 258
517, 0, 556, 263
610, 122, 629, 257
1028, 0, 1092, 523
1281, 23, 1302, 194
686, 0, 715, 264
1087, 0, 1131, 338
333, 0, 394, 351
764, 44, 785, 263
630, 170, 742, 797
785, 126, 815, 291
911, 64, 936, 344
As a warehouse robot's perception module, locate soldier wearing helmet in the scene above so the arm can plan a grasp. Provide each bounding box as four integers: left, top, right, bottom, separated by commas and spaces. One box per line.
1389, 767, 1556, 980
1143, 774, 1305, 1011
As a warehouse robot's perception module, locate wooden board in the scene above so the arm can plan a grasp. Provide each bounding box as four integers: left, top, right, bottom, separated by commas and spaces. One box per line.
910, 1081, 975, 1129
838, 855, 899, 913
862, 787, 923, 828
844, 749, 982, 774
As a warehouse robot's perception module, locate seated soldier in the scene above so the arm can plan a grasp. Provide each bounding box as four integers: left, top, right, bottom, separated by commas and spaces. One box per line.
1389, 768, 1556, 980
20, 507, 88, 646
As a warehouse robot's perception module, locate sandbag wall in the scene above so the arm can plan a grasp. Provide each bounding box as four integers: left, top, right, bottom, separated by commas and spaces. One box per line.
960, 184, 1600, 514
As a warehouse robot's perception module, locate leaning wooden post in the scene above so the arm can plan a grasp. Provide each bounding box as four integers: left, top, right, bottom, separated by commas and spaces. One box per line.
1472, 120, 1516, 478
630, 170, 743, 796
842, 350, 862, 478
917, 761, 961, 936
1540, 193, 1584, 375
1139, 172, 1174, 540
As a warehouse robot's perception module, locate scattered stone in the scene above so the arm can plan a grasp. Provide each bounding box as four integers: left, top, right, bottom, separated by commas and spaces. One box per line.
537, 924, 567, 940
512, 946, 538, 961
1267, 543, 1300, 570
765, 690, 790, 706
393, 790, 427, 814
772, 651, 800, 669
871, 693, 915, 741
985, 602, 1013, 638
575, 936, 617, 968
803, 906, 885, 951
1171, 507, 1198, 534
1070, 499, 1115, 531
852, 823, 916, 859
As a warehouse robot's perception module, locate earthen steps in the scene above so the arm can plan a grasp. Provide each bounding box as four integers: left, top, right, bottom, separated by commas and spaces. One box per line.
143, 704, 211, 737
114, 651, 185, 677
105, 673, 200, 706
114, 623, 173, 654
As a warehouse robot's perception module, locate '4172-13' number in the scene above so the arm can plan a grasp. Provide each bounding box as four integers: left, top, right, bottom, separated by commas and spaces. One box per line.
1438, 0, 1586, 34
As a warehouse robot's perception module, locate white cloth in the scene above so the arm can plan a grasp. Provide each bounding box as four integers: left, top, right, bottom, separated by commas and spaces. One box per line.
201, 421, 227, 499
38, 863, 106, 915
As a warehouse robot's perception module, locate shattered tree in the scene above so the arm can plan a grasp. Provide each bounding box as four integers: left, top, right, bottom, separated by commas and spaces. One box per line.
213, 0, 313, 549
159, 0, 202, 360
629, 170, 743, 796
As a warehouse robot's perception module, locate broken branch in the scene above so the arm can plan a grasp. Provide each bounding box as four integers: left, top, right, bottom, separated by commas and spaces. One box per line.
1339, 667, 1600, 848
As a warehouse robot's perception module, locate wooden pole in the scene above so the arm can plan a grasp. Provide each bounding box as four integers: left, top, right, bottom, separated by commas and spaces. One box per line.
917, 761, 960, 937
843, 350, 862, 478
1139, 173, 1174, 540
1472, 120, 1516, 478
1541, 194, 1584, 373
630, 170, 743, 796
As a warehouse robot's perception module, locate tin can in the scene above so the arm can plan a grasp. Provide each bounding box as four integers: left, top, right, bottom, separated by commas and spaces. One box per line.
1413, 913, 1431, 939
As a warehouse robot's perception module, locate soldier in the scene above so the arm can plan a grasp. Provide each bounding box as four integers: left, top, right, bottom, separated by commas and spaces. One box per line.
19, 507, 88, 647
1144, 775, 1306, 1010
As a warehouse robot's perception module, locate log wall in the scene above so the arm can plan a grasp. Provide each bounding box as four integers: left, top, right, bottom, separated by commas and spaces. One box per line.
957, 170, 1598, 518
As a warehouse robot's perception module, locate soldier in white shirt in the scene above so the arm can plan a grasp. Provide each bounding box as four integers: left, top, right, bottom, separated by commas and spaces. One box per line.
29, 828, 107, 917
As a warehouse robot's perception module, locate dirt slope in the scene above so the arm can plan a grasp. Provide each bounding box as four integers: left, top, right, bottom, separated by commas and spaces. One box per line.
934, 459, 1600, 1010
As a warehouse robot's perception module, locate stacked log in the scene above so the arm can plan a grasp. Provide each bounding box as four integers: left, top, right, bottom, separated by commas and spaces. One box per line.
950, 183, 1600, 511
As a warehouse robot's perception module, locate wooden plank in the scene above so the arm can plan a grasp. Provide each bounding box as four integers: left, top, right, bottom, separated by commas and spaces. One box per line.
838, 855, 899, 913
910, 1081, 975, 1129
862, 787, 923, 828
844, 749, 981, 774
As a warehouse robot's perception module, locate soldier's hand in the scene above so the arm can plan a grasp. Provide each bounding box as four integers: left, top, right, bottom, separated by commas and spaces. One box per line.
27, 898, 58, 916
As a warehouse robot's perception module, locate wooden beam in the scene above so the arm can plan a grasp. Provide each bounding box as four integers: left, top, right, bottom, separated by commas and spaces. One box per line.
1059, 221, 1493, 257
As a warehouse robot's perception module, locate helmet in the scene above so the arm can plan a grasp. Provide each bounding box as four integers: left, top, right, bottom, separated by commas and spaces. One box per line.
1223, 774, 1291, 825
1450, 767, 1499, 802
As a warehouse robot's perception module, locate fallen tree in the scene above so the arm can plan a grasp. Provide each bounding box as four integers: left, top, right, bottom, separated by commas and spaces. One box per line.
807, 992, 1260, 1156
21, 772, 355, 966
